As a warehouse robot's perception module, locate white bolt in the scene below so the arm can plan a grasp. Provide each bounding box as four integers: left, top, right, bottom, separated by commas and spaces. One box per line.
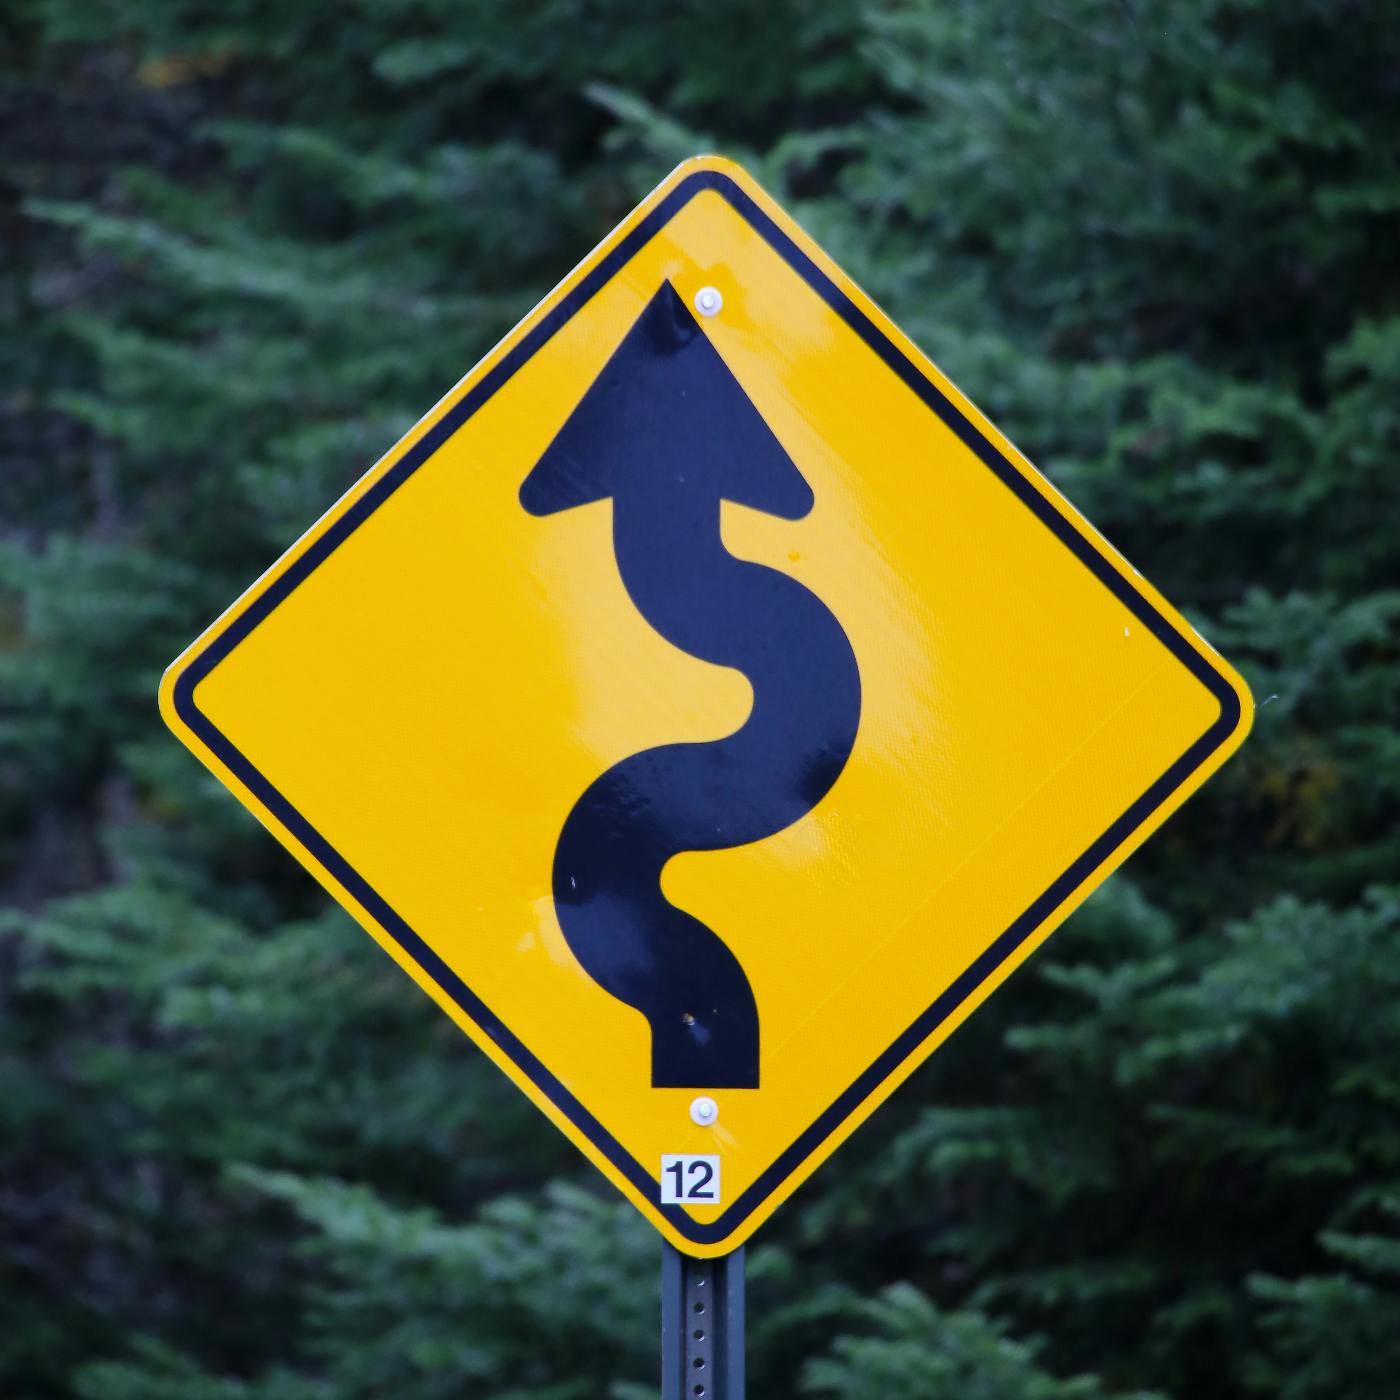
693, 286, 723, 317
690, 1095, 719, 1126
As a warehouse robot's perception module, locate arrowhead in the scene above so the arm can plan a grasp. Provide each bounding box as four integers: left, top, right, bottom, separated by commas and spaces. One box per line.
520, 282, 814, 520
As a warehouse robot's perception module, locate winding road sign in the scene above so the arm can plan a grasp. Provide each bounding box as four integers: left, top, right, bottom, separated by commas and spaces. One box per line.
161, 156, 1252, 1257
520, 281, 862, 1093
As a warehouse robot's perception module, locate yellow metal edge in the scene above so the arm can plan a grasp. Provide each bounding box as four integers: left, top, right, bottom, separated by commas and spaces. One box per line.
156, 151, 1254, 1259
699, 156, 1255, 731
627, 155, 1257, 1251
676, 694, 1253, 1256
156, 154, 761, 1258
158, 157, 716, 709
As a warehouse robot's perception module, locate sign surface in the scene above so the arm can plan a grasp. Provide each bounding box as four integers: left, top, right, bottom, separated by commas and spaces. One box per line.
161, 156, 1251, 1256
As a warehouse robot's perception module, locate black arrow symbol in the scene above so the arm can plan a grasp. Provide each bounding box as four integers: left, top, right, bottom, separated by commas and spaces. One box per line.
520, 282, 861, 1089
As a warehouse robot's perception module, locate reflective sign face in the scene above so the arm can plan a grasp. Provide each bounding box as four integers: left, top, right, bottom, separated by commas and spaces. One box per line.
161, 157, 1252, 1256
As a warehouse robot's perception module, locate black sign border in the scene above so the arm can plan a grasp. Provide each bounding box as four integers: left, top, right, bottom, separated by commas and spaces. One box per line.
172, 168, 1244, 1247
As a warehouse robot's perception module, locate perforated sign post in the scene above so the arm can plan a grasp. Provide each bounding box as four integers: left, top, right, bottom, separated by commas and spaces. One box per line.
162, 156, 1252, 1395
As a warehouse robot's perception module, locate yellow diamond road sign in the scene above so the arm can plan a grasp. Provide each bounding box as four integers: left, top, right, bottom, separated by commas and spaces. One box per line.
161, 156, 1252, 1257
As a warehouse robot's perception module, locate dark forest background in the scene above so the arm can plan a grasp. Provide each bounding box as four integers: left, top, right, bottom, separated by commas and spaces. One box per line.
3, 2, 1399, 1395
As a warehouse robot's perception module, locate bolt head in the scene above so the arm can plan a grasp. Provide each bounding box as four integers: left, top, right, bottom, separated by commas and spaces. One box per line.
693, 286, 723, 317
690, 1095, 719, 1126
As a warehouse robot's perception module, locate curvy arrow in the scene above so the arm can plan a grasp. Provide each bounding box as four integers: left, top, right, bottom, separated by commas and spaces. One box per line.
520, 282, 861, 1088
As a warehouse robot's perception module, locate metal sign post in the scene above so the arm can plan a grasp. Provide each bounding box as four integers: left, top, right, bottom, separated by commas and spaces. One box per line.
662, 1245, 745, 1399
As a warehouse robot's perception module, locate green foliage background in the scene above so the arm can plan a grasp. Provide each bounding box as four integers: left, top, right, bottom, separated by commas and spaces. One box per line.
3, 2, 1398, 1395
